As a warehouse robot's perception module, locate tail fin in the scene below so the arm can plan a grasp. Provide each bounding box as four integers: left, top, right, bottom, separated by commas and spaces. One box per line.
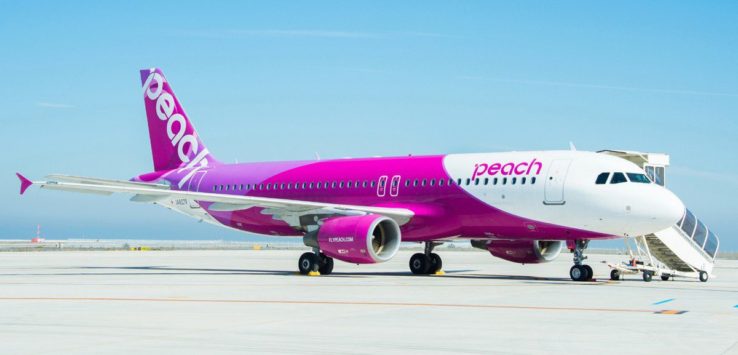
140, 68, 217, 171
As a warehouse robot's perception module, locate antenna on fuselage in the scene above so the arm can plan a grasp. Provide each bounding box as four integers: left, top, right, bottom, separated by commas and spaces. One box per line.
315, 152, 321, 161
569, 141, 577, 151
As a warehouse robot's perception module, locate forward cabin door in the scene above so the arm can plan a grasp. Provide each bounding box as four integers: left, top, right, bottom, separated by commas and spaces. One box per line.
544, 160, 571, 205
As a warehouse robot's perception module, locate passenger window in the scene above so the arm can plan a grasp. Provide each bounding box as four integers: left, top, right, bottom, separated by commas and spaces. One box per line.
595, 172, 610, 184
484, 178, 489, 185
413, 179, 418, 187
465, 178, 470, 186
503, 178, 507, 185
339, 181, 344, 188
430, 179, 435, 186
439, 179, 445, 187
405, 180, 410, 187
457, 178, 462, 185
626, 173, 651, 184
531, 177, 536, 184
522, 177, 526, 185
363, 181, 367, 188
610, 172, 627, 184
347, 181, 352, 188
422, 179, 426, 187
512, 177, 517, 185
474, 178, 479, 186
280, 183, 285, 190
371, 181, 376, 188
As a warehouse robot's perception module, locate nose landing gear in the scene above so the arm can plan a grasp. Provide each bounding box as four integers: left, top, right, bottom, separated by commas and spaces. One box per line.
570, 240, 593, 281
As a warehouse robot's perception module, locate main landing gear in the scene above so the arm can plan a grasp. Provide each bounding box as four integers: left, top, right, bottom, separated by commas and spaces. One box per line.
569, 239, 593, 282
298, 250, 334, 275
409, 242, 444, 275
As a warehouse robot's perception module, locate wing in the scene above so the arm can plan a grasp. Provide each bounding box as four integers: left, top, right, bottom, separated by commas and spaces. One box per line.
16, 173, 414, 227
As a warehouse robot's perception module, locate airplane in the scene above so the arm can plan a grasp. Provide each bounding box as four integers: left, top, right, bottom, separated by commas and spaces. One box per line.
16, 68, 686, 281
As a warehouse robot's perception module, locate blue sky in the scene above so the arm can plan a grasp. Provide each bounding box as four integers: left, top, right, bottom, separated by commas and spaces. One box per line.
1, 1, 736, 250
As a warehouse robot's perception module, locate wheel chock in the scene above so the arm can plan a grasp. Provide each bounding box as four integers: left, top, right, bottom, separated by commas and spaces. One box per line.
307, 271, 321, 276
434, 270, 445, 275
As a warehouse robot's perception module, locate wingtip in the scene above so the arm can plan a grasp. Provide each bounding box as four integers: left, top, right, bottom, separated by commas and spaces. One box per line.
16, 172, 33, 195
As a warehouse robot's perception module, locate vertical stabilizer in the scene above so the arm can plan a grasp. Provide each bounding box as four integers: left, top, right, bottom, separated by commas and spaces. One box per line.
140, 68, 217, 171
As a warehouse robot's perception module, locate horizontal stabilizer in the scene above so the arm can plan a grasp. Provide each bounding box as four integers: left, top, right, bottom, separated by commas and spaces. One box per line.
16, 173, 33, 195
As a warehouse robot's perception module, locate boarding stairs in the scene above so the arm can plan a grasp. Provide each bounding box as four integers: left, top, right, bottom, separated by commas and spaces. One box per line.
599, 150, 719, 281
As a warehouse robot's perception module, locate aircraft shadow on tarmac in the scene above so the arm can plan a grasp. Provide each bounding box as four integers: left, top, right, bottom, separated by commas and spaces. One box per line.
67, 266, 586, 284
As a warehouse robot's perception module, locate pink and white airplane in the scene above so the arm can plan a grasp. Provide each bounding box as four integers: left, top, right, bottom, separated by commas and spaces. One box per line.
16, 68, 686, 281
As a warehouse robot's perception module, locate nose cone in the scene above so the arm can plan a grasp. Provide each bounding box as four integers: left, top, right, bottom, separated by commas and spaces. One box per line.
651, 188, 685, 230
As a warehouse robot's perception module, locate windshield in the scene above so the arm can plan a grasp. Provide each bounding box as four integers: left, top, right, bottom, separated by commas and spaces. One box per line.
626, 173, 651, 184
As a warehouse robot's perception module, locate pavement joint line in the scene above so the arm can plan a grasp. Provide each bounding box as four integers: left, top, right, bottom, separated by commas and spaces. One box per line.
0, 296, 660, 314
653, 298, 675, 305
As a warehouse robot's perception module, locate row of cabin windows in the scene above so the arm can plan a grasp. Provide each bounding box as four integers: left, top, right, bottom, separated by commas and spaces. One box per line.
214, 180, 378, 192
595, 172, 651, 185
212, 176, 537, 192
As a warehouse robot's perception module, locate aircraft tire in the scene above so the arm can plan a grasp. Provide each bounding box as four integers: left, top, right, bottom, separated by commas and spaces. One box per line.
299, 252, 320, 275
429, 253, 442, 273
319, 254, 334, 275
410, 253, 431, 275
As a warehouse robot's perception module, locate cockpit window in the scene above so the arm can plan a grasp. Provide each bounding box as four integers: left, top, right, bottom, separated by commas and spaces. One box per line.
610, 172, 627, 184
626, 173, 651, 184
595, 173, 610, 184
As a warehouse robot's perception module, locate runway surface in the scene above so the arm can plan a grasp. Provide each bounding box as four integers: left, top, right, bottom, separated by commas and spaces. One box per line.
1, 249, 736, 354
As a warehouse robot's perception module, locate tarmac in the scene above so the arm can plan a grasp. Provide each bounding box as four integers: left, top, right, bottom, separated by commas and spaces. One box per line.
1, 249, 736, 354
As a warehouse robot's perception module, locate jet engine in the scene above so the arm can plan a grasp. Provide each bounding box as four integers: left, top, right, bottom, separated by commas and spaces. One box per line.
471, 239, 564, 264
304, 214, 401, 264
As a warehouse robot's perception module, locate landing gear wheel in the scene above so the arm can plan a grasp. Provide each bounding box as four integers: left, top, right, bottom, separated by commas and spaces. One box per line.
582, 265, 594, 281
410, 253, 431, 275
318, 254, 334, 275
642, 271, 653, 282
570, 265, 585, 281
699, 271, 709, 282
429, 253, 443, 273
610, 269, 621, 281
661, 274, 670, 281
298, 252, 320, 275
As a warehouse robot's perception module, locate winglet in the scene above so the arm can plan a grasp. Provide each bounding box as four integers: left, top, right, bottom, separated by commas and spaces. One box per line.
16, 173, 33, 195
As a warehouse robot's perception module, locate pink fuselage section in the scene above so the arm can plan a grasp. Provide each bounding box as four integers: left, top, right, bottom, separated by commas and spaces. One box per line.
148, 155, 611, 242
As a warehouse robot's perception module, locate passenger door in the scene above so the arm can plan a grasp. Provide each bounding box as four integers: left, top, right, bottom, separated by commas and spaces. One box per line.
544, 160, 571, 205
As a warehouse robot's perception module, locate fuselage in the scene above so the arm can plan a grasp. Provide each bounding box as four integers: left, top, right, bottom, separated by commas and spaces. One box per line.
141, 150, 684, 243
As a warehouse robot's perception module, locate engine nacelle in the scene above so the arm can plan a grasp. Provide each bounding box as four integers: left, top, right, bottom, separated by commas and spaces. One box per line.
472, 239, 564, 264
304, 214, 401, 264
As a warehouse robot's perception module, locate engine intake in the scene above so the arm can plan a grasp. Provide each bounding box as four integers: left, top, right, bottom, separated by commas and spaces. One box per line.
472, 239, 564, 264
304, 214, 401, 264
